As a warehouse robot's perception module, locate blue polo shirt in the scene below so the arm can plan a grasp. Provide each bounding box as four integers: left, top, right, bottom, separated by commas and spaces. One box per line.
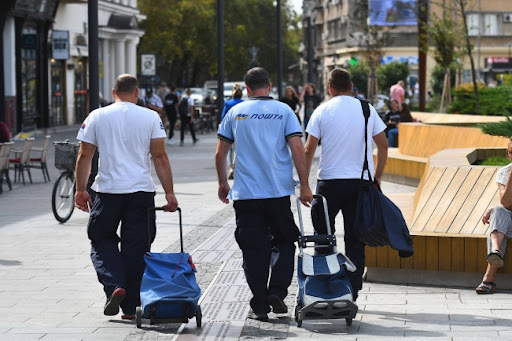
217, 97, 302, 200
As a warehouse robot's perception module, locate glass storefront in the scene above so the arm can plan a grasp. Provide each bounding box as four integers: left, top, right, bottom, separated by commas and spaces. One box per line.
20, 28, 38, 130
50, 59, 65, 126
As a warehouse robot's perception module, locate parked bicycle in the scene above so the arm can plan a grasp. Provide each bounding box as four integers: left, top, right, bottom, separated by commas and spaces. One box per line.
52, 140, 80, 223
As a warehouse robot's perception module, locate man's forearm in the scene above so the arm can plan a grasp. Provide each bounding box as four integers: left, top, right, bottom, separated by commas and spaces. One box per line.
289, 137, 309, 186
375, 148, 388, 180
75, 154, 92, 192
215, 152, 228, 184
153, 155, 174, 195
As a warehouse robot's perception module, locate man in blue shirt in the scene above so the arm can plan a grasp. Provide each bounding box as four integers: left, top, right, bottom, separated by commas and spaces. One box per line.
215, 67, 313, 322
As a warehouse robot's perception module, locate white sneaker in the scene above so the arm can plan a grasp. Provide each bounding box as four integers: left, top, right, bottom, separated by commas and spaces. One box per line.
166, 138, 176, 145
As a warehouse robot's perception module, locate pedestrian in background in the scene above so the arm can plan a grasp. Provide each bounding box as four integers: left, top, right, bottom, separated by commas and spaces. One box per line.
353, 87, 366, 100
75, 74, 178, 320
390, 80, 405, 106
157, 82, 170, 102
215, 67, 313, 322
144, 87, 164, 123
163, 84, 179, 145
279, 86, 302, 124
0, 121, 11, 143
178, 88, 198, 146
300, 83, 321, 138
304, 68, 388, 302
221, 84, 244, 179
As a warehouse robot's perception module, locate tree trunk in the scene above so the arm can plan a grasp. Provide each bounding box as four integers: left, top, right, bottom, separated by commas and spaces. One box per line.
459, 0, 481, 114
439, 68, 451, 112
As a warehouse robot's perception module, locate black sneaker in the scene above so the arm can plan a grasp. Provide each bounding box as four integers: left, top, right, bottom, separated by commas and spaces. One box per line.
104, 287, 126, 316
267, 295, 288, 314
193, 138, 199, 144
248, 311, 269, 322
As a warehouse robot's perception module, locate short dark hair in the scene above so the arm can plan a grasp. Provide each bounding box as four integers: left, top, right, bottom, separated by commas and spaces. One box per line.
114, 74, 138, 94
328, 68, 352, 93
245, 67, 270, 91
170, 84, 177, 92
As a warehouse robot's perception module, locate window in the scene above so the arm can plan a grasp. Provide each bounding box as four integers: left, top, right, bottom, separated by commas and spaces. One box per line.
484, 14, 498, 36
467, 14, 480, 36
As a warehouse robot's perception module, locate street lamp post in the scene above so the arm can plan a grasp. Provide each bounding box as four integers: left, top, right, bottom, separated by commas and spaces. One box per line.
277, 0, 283, 99
217, 0, 224, 123
88, 0, 99, 111
87, 0, 100, 193
304, 1, 314, 84
87, 0, 100, 194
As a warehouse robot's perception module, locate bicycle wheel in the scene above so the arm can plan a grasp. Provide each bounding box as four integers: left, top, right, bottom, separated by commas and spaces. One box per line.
52, 171, 76, 223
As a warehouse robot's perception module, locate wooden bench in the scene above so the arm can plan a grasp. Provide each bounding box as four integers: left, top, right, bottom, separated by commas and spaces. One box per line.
376, 123, 510, 185
367, 147, 512, 289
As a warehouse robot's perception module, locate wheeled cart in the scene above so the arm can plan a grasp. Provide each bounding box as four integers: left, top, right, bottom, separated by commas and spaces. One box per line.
294, 195, 358, 327
136, 207, 202, 328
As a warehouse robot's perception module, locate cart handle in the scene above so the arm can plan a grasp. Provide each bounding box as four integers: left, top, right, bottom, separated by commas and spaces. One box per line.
147, 207, 183, 253
296, 194, 335, 254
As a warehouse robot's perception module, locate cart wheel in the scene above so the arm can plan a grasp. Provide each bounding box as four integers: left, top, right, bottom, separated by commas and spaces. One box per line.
196, 305, 202, 328
297, 316, 302, 328
346, 318, 352, 326
136, 306, 142, 328
294, 305, 299, 323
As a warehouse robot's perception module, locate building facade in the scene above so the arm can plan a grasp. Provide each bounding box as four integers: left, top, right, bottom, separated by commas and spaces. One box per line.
302, 0, 512, 101
0, 0, 144, 136
52, 0, 145, 126
1, 0, 60, 134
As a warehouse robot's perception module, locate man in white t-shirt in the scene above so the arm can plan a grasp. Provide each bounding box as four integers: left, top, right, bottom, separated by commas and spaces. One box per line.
476, 139, 512, 294
215, 67, 313, 322
304, 68, 388, 301
75, 74, 178, 319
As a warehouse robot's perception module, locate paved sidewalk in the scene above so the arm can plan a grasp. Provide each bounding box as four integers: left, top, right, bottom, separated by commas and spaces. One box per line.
1, 128, 512, 340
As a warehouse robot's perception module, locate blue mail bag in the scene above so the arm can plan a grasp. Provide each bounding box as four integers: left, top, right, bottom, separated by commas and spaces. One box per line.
140, 252, 201, 319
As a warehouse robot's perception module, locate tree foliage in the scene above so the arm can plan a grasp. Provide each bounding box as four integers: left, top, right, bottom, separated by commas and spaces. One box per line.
424, 13, 459, 111
349, 0, 393, 103
377, 62, 409, 95
138, 0, 301, 87
347, 62, 369, 95
481, 116, 512, 138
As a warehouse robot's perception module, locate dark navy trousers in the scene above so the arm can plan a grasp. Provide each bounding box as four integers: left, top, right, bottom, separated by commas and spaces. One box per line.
87, 191, 156, 315
233, 196, 299, 314
311, 179, 368, 301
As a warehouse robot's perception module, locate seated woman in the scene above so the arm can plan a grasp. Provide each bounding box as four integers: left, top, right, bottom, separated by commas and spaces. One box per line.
384, 100, 401, 147
476, 138, 512, 294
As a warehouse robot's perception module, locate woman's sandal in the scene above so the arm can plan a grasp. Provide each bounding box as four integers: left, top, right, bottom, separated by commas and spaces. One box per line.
475, 281, 496, 294
487, 250, 504, 268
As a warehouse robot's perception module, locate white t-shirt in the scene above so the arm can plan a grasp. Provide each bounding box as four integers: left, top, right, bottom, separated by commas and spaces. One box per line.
496, 163, 512, 185
77, 101, 167, 193
306, 95, 386, 180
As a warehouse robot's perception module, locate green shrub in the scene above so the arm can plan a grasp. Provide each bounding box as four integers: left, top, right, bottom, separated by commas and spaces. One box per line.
480, 156, 510, 166
347, 62, 369, 96
449, 85, 512, 116
377, 62, 409, 95
481, 115, 512, 137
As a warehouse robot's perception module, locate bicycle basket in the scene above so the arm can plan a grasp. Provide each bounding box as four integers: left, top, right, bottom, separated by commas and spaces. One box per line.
54, 142, 79, 171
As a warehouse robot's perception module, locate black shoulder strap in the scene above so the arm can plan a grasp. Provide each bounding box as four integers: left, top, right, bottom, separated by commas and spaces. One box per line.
360, 99, 373, 182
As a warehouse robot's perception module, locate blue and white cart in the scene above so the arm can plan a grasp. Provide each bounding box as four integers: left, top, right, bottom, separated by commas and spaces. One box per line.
295, 195, 358, 327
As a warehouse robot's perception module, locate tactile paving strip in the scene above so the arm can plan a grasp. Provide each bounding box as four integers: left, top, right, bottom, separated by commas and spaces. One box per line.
176, 220, 252, 340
